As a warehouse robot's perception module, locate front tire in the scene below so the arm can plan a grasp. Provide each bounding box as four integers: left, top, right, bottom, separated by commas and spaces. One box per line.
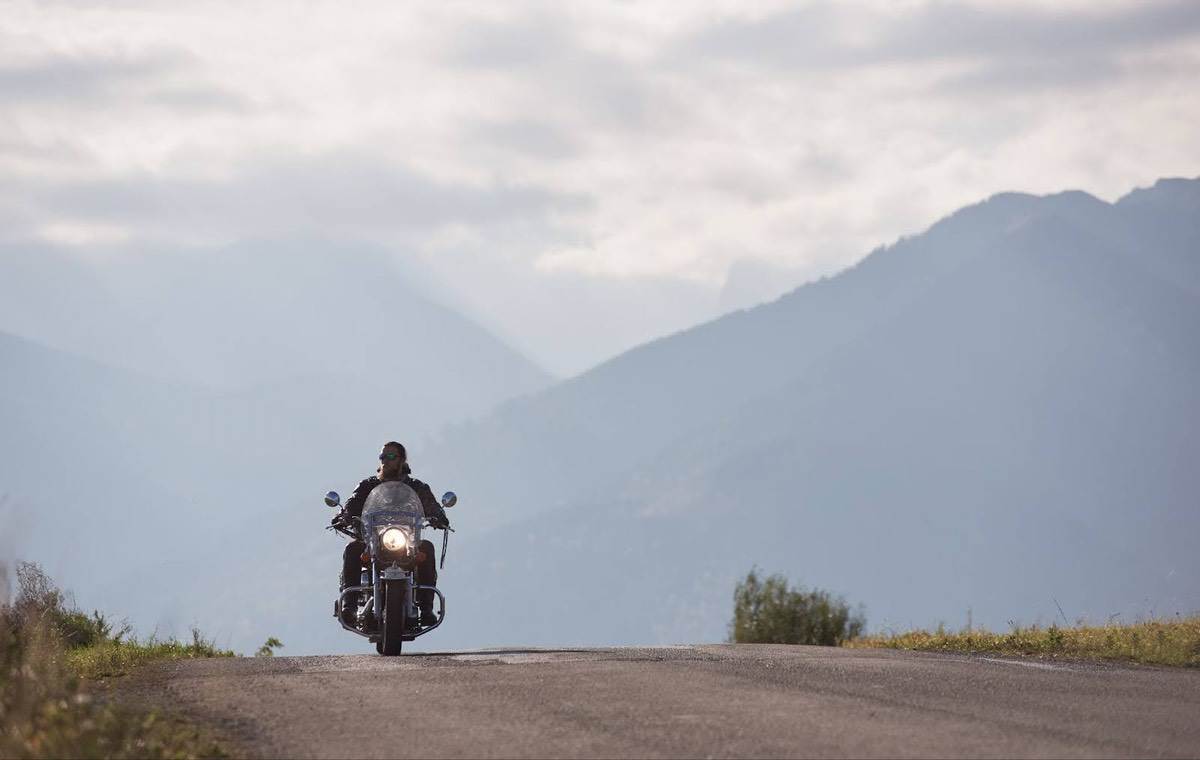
379, 580, 406, 656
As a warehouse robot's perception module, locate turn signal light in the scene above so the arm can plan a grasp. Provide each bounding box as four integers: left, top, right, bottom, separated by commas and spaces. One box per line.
360, 551, 371, 563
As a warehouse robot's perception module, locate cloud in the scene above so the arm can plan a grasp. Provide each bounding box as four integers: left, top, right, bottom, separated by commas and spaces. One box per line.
875, 1, 1200, 62
937, 55, 1123, 94
7, 151, 589, 247
683, 1, 1200, 90
141, 83, 251, 112
448, 13, 576, 71
0, 47, 244, 110
0, 50, 183, 103
445, 11, 681, 130
680, 4, 853, 70
468, 119, 584, 161
0, 0, 1198, 373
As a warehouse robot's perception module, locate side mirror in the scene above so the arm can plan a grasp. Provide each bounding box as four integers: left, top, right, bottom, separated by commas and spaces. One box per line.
441, 491, 457, 509
325, 491, 341, 508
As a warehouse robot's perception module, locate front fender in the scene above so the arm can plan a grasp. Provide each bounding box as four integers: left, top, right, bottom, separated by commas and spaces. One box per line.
380, 565, 413, 580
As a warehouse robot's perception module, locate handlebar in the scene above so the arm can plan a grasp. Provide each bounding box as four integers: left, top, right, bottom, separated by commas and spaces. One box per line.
327, 513, 452, 538
327, 512, 452, 568
327, 513, 361, 539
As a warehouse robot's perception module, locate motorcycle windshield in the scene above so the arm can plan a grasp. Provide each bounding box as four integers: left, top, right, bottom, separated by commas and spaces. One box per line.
361, 481, 425, 532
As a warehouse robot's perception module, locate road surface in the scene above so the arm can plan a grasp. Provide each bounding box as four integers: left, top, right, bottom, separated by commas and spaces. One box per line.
123, 645, 1200, 758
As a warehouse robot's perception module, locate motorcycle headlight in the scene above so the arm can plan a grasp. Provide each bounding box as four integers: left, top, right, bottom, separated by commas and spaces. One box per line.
380, 527, 409, 552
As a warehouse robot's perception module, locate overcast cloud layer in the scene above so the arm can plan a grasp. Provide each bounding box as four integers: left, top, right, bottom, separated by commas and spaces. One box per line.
2, 0, 1198, 374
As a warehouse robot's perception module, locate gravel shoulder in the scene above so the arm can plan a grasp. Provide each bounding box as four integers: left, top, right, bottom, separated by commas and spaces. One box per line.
117, 645, 1200, 759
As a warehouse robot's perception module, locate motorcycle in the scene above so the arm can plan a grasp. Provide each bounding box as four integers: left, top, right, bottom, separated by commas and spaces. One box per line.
325, 482, 457, 655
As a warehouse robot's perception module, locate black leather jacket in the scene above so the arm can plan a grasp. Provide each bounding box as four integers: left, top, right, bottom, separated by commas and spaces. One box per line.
343, 473, 448, 527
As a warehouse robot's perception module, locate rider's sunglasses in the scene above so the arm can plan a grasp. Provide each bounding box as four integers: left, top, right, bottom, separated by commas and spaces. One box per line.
379, 452, 401, 462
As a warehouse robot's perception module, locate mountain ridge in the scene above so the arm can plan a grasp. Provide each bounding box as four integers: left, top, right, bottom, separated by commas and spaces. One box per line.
429, 177, 1199, 648
420, 178, 1200, 532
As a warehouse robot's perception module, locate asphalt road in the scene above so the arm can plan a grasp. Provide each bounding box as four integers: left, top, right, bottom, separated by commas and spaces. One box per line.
124, 645, 1200, 758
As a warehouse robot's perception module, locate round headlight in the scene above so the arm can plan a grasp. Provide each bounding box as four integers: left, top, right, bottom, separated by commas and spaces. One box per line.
380, 527, 409, 552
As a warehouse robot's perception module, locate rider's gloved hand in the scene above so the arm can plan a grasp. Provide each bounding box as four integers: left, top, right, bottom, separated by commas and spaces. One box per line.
430, 515, 450, 530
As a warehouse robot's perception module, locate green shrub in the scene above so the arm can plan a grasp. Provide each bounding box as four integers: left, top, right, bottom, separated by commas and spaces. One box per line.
2, 563, 230, 757
7, 563, 130, 649
254, 637, 284, 657
730, 568, 866, 646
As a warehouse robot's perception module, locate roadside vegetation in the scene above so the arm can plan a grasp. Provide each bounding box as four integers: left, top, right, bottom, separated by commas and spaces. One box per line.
847, 617, 1200, 667
68, 628, 234, 681
728, 568, 1200, 668
1, 562, 233, 758
730, 568, 865, 646
254, 637, 284, 657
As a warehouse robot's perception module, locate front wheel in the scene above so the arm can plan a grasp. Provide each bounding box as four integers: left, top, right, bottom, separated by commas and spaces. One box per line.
379, 580, 406, 656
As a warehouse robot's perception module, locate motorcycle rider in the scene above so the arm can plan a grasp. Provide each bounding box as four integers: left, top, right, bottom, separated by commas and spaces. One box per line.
334, 441, 449, 628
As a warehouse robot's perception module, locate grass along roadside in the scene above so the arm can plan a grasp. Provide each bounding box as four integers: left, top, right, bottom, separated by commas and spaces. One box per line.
3, 562, 235, 758
846, 617, 1200, 667
69, 629, 234, 680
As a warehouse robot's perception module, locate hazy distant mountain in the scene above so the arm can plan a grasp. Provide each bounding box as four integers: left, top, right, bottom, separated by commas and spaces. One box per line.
0, 241, 552, 644
426, 178, 1200, 650
0, 240, 550, 433
0, 332, 207, 598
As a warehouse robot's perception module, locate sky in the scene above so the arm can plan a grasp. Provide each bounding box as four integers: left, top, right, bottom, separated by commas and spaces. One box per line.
2, 0, 1198, 375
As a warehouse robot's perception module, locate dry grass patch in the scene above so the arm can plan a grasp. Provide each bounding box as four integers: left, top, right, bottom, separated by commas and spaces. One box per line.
847, 617, 1200, 667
